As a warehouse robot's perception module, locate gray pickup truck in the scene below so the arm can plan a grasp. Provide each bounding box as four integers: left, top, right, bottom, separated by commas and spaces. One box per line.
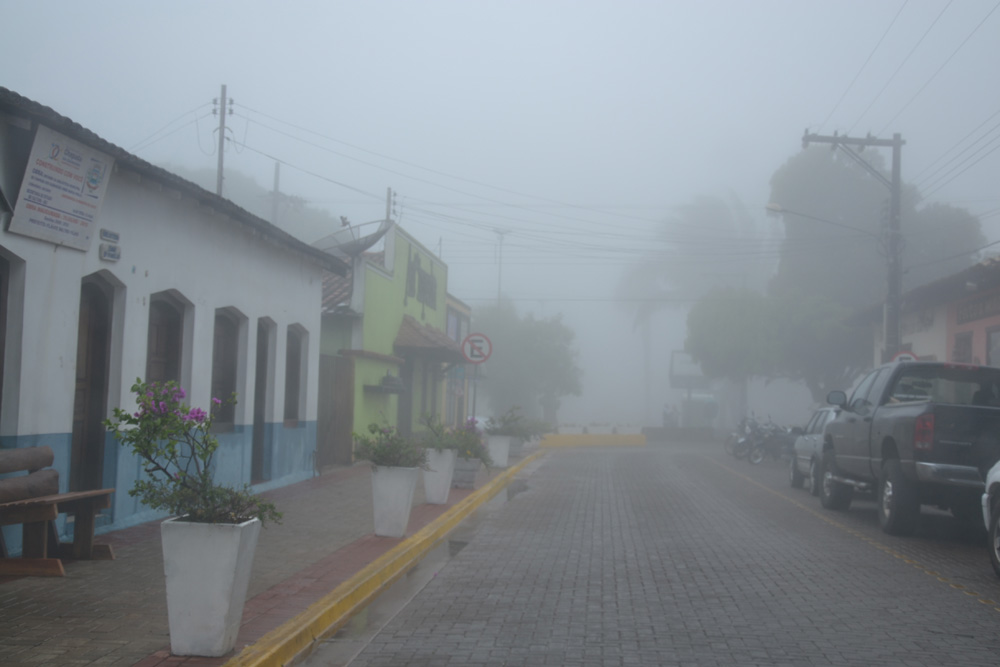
822, 360, 1000, 535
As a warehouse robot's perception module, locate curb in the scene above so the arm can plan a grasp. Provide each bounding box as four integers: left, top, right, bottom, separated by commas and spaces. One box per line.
223, 449, 546, 667
540, 434, 646, 447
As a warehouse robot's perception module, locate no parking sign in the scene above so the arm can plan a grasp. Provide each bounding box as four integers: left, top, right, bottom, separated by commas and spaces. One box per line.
461, 333, 492, 364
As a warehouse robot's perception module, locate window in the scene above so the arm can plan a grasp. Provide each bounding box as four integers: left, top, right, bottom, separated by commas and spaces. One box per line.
211, 310, 239, 429
988, 328, 1000, 367
284, 325, 306, 426
147, 298, 182, 383
953, 332, 973, 363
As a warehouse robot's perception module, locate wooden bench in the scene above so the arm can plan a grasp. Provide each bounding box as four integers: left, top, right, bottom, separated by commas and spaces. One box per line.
0, 446, 114, 577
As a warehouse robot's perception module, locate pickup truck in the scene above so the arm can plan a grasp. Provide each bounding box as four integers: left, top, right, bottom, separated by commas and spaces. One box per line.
822, 360, 1000, 536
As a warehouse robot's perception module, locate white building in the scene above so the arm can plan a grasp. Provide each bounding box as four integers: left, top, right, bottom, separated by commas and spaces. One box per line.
0, 88, 347, 548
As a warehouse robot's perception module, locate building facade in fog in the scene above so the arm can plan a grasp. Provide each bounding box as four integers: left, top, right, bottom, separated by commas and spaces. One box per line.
0, 88, 347, 549
865, 257, 1000, 366
316, 224, 465, 465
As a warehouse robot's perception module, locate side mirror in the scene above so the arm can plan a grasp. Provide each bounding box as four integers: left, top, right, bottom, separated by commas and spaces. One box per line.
827, 390, 848, 408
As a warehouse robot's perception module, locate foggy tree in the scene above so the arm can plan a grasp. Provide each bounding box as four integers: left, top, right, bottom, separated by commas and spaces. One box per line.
768, 147, 985, 308
683, 288, 776, 384
473, 299, 582, 425
162, 165, 345, 242
618, 194, 771, 316
765, 290, 870, 401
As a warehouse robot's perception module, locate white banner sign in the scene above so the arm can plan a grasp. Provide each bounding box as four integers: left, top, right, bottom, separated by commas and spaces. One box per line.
9, 125, 113, 251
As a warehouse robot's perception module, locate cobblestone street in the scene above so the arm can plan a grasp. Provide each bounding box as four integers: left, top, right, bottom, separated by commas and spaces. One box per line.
335, 443, 1000, 666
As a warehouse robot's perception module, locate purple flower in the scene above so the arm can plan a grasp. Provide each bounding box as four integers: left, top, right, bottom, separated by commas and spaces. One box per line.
212, 397, 222, 406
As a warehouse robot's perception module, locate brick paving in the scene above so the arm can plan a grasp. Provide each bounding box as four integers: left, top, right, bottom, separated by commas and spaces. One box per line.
346, 443, 1000, 667
0, 456, 517, 667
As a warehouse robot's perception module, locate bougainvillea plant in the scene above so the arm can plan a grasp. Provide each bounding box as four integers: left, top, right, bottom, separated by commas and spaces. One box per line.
105, 379, 281, 525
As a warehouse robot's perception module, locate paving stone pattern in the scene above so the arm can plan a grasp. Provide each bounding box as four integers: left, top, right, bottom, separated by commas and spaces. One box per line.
349, 444, 1000, 666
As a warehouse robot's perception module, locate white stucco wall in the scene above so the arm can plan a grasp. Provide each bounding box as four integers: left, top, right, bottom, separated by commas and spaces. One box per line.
1, 166, 324, 437
0, 121, 330, 538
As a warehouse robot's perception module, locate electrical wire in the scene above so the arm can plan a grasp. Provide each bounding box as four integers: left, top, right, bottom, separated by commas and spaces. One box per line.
820, 1, 908, 133
912, 106, 1000, 184
130, 103, 212, 152
878, 0, 1000, 135
848, 1, 952, 134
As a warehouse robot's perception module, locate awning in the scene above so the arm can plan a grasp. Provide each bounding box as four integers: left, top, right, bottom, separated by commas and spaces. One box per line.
393, 314, 464, 363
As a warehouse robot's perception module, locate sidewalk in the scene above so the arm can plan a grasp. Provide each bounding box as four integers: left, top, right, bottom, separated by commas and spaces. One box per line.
0, 447, 545, 667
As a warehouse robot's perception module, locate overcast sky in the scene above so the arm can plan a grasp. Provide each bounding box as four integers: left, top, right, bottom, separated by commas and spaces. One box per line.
3, 1, 999, 425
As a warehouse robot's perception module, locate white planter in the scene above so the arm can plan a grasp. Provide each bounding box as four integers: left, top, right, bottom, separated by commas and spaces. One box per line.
423, 448, 457, 505
371, 466, 419, 537
487, 435, 511, 468
509, 437, 525, 458
160, 516, 261, 657
452, 457, 481, 489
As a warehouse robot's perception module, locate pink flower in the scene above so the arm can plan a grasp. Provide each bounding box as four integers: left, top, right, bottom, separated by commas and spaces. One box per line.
212, 397, 222, 406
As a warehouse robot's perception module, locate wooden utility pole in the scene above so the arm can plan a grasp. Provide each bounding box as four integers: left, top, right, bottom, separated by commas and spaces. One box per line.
802, 130, 905, 361
271, 161, 280, 224
215, 85, 229, 196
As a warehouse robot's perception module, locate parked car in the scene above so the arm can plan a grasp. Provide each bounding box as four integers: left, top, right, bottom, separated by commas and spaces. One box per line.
982, 459, 1000, 578
822, 360, 1000, 536
789, 406, 837, 495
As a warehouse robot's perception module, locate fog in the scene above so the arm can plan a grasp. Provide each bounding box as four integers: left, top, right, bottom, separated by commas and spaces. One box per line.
4, 1, 998, 427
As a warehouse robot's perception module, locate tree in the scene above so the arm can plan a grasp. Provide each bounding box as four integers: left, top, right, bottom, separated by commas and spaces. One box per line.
161, 165, 345, 243
473, 300, 582, 425
684, 288, 776, 384
768, 147, 985, 308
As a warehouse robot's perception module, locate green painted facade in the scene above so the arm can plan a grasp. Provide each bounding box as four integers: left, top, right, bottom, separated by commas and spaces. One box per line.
322, 225, 453, 441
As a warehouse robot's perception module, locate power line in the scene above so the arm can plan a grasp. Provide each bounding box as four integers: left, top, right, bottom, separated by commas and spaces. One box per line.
878, 0, 1000, 135
820, 1, 908, 132
849, 1, 952, 134
912, 106, 1000, 184
130, 103, 212, 152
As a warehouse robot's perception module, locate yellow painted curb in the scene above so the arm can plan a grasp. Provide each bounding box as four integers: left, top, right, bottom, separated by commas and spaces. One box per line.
540, 433, 646, 448
223, 449, 546, 667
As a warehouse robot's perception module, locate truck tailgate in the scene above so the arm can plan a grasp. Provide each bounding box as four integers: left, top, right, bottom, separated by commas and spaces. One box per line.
930, 404, 1000, 475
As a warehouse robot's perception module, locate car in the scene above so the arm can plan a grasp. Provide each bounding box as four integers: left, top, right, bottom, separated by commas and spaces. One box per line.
982, 459, 1000, 578
789, 406, 837, 495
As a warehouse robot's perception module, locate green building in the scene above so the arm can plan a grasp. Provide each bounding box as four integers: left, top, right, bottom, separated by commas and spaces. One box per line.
315, 224, 467, 468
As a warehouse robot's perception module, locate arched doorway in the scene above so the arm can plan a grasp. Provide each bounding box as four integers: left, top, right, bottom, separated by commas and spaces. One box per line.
71, 278, 112, 491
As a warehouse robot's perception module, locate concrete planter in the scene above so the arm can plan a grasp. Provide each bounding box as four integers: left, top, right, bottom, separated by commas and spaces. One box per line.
509, 437, 525, 458
371, 466, 419, 537
423, 448, 457, 504
160, 516, 261, 657
487, 435, 512, 468
452, 457, 481, 489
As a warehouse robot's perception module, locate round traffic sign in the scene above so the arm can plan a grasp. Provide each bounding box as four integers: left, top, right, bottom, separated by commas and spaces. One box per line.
461, 332, 492, 364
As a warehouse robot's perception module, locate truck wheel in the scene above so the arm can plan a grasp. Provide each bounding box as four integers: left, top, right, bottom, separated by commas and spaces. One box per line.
877, 459, 919, 536
990, 499, 1000, 579
809, 459, 821, 497
789, 456, 804, 488
819, 451, 852, 511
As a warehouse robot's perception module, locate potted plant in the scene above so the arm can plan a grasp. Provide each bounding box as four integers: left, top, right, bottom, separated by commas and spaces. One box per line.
484, 407, 525, 468
418, 415, 460, 505
452, 418, 493, 489
105, 379, 281, 658
353, 422, 427, 538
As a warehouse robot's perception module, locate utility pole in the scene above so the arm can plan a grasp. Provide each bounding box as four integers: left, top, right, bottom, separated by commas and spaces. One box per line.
271, 161, 280, 224
214, 85, 231, 196
802, 130, 905, 361
385, 187, 394, 222
494, 229, 510, 305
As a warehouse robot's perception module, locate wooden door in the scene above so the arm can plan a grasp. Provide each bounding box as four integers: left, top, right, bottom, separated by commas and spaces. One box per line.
316, 354, 355, 470
71, 282, 110, 491
252, 320, 269, 482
